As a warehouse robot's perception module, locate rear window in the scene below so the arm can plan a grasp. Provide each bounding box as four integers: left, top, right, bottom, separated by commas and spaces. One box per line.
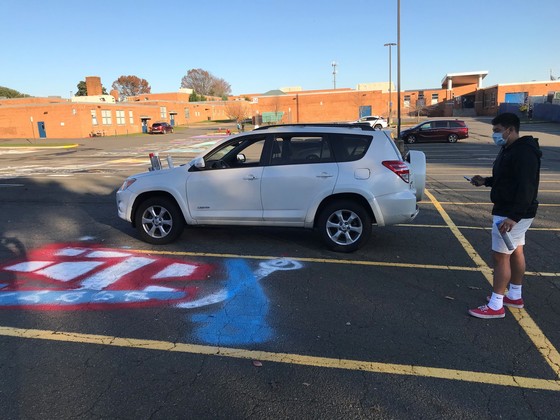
330, 134, 372, 162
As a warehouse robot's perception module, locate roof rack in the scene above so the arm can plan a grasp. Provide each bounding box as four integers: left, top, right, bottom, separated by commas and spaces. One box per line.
253, 123, 375, 131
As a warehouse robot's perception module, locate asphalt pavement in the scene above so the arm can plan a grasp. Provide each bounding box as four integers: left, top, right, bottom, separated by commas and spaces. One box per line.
0, 119, 559, 419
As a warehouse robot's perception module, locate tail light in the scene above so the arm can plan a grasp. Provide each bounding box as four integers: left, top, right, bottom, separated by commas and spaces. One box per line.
382, 160, 410, 183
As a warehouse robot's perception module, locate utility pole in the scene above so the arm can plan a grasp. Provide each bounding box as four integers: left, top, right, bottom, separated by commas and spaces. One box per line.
331, 61, 337, 89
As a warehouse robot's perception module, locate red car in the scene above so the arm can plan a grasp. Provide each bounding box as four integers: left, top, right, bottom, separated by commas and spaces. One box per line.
400, 119, 468, 143
149, 122, 174, 134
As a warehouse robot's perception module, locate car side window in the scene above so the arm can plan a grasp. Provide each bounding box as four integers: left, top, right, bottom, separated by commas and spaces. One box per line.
270, 135, 333, 165
203, 136, 266, 170
434, 121, 448, 128
449, 121, 463, 127
420, 123, 433, 130
330, 134, 372, 162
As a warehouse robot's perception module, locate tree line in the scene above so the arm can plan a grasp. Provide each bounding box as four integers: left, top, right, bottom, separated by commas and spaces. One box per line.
1, 68, 232, 101
73, 68, 232, 101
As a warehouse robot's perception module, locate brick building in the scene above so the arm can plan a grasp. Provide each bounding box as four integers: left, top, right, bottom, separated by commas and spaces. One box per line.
1, 73, 559, 139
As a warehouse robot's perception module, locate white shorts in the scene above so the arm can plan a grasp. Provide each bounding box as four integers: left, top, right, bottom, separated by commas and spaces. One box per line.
492, 216, 533, 254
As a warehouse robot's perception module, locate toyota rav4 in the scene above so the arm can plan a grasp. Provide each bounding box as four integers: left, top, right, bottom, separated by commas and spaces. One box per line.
116, 124, 426, 252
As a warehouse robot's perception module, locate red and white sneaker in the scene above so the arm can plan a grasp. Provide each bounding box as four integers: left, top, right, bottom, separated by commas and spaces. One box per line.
468, 304, 505, 319
486, 295, 524, 309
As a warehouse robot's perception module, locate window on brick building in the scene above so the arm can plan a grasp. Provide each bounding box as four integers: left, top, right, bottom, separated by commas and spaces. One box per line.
129, 111, 134, 124
431, 93, 438, 105
116, 110, 125, 125
91, 110, 98, 125
160, 106, 167, 119
101, 110, 112, 125
184, 108, 190, 119
404, 95, 411, 108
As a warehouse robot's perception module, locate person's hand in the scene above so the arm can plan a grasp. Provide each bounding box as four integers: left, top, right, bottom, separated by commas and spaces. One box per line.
498, 218, 517, 234
471, 175, 486, 186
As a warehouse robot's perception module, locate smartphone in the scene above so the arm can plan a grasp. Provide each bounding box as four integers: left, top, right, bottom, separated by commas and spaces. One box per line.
464, 176, 472, 182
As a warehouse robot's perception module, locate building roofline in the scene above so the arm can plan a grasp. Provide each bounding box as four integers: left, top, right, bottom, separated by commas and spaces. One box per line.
483, 80, 560, 89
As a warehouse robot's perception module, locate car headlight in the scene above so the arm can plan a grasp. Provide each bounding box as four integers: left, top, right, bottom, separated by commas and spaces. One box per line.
119, 178, 136, 191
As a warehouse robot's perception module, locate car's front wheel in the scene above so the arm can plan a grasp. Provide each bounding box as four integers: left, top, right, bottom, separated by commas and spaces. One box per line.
134, 197, 184, 244
374, 124, 383, 130
447, 133, 458, 143
406, 134, 417, 144
317, 200, 371, 252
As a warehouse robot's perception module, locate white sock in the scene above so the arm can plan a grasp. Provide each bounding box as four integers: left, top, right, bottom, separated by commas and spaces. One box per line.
488, 292, 504, 310
508, 284, 522, 300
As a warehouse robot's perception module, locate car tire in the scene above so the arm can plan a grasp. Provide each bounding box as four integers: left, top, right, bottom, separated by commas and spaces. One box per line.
406, 135, 416, 144
134, 196, 184, 245
317, 200, 371, 252
374, 124, 382, 130
447, 134, 458, 143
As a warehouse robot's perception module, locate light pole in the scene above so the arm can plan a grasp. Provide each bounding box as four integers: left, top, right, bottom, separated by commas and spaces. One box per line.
384, 42, 396, 126
331, 61, 337, 89
397, 0, 402, 142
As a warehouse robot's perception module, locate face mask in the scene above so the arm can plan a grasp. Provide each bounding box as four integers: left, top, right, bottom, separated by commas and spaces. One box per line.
492, 132, 507, 146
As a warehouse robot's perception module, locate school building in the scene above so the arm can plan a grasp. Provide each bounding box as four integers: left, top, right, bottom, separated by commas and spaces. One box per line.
1, 73, 559, 139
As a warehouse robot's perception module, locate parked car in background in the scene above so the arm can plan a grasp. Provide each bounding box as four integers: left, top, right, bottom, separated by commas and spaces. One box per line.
349, 115, 388, 130
117, 123, 426, 253
149, 122, 174, 134
400, 119, 468, 144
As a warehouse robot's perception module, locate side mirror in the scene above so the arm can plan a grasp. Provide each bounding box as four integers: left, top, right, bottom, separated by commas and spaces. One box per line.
237, 153, 246, 163
192, 157, 206, 168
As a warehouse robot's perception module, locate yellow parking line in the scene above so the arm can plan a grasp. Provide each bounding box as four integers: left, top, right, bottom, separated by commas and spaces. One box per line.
131, 249, 560, 278
428, 188, 560, 193
109, 158, 147, 164
422, 202, 560, 207
425, 189, 560, 379
398, 223, 560, 232
0, 325, 558, 391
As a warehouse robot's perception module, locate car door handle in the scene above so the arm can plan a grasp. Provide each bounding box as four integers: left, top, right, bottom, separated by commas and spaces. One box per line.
316, 172, 334, 178
243, 175, 258, 180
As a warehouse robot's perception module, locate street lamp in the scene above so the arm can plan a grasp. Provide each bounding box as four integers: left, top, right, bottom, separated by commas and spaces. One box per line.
383, 42, 396, 126
397, 0, 402, 142
331, 61, 337, 89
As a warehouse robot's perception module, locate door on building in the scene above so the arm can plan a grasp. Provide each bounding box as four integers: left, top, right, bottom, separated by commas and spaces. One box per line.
359, 105, 372, 118
37, 122, 47, 138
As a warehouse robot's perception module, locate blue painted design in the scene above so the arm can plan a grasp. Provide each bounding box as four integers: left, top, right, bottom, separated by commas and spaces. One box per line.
190, 259, 272, 346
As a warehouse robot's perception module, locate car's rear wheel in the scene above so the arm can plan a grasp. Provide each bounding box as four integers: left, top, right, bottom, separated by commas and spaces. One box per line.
135, 197, 184, 244
447, 133, 458, 143
406, 134, 417, 144
374, 124, 382, 130
317, 200, 371, 252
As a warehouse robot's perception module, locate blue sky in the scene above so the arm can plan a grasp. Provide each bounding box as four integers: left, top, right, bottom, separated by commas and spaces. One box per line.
2, 0, 559, 97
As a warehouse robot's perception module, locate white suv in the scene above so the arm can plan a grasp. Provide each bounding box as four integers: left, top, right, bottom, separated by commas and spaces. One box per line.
116, 124, 425, 252
350, 115, 388, 130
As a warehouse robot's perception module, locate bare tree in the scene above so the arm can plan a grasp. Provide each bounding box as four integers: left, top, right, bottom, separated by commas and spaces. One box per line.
224, 101, 251, 122
210, 77, 232, 98
111, 75, 151, 97
181, 68, 231, 97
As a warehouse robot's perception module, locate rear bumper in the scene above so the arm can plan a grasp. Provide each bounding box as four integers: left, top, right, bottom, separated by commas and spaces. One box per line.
374, 191, 419, 226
